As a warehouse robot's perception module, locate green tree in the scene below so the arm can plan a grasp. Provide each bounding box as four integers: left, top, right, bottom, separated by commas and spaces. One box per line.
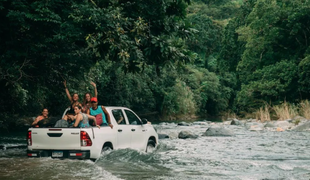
0, 0, 195, 130
235, 0, 310, 110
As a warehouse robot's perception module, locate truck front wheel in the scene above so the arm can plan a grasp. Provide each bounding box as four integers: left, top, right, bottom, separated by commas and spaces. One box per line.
146, 140, 156, 153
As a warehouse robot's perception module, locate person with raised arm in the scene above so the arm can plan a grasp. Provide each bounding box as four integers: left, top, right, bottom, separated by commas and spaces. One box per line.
63, 80, 82, 116
81, 81, 98, 113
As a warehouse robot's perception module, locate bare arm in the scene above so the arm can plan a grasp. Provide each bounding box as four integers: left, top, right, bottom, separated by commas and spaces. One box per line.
117, 116, 124, 124
86, 114, 96, 120
67, 114, 76, 120
76, 102, 82, 107
32, 116, 42, 125
86, 114, 100, 128
102, 106, 113, 129
73, 114, 82, 127
91, 81, 98, 98
64, 80, 72, 102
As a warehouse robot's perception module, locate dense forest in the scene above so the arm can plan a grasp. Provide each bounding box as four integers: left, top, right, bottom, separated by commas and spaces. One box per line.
1, 0, 310, 130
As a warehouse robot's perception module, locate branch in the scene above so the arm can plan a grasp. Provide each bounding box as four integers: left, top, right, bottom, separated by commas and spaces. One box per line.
303, 30, 308, 46
9, 59, 32, 84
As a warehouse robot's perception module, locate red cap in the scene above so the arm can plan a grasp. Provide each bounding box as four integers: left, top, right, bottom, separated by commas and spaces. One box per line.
90, 97, 98, 102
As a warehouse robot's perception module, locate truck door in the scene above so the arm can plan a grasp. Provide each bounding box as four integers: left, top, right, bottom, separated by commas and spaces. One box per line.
112, 109, 131, 149
124, 109, 148, 151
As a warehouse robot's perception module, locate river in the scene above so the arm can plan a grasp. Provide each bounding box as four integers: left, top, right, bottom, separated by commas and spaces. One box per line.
1, 122, 310, 180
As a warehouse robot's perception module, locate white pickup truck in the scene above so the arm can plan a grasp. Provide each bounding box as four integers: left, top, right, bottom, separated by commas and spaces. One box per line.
27, 106, 158, 160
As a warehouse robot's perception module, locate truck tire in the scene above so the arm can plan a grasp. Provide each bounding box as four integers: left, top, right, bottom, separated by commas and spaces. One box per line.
101, 142, 113, 153
146, 140, 156, 153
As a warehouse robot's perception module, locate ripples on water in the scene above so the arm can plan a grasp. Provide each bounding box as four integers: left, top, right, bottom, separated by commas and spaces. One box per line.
1, 123, 310, 180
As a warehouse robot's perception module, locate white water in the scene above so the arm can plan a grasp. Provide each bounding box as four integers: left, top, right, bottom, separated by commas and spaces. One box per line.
1, 122, 310, 180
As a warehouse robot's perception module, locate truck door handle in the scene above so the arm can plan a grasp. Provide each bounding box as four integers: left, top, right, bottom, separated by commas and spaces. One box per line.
118, 129, 122, 132
142, 129, 146, 132
131, 129, 135, 132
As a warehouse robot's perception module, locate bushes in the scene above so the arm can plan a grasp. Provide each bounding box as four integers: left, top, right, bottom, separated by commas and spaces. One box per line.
299, 100, 310, 120
161, 79, 197, 118
230, 100, 310, 121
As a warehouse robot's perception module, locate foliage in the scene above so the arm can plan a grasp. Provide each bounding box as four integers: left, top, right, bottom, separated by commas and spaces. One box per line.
160, 78, 197, 118
0, 0, 96, 118
84, 0, 195, 74
236, 60, 298, 111
3, 0, 310, 127
234, 0, 310, 111
186, 12, 223, 68
0, 0, 195, 131
189, 0, 241, 20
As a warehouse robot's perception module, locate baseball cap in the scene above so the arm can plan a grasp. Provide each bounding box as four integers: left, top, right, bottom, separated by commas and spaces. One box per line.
90, 97, 98, 102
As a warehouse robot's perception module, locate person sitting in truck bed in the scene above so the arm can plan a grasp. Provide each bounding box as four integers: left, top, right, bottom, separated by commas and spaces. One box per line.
87, 97, 113, 129
32, 108, 49, 128
67, 105, 100, 128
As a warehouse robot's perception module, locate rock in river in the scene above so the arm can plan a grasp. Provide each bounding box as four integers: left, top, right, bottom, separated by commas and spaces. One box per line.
178, 131, 198, 139
158, 133, 170, 139
291, 121, 310, 131
231, 119, 243, 126
202, 127, 234, 136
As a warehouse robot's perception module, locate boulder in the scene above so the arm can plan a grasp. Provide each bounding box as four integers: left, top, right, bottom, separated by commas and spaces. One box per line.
231, 119, 243, 126
245, 122, 264, 131
158, 133, 170, 139
178, 131, 198, 139
192, 121, 209, 126
291, 121, 310, 131
264, 121, 275, 128
177, 122, 190, 126
168, 132, 179, 139
247, 118, 257, 122
273, 120, 292, 130
293, 116, 307, 121
223, 121, 232, 125
202, 127, 234, 136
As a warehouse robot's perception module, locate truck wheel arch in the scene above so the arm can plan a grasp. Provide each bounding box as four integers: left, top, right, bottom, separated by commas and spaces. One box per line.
146, 136, 157, 153
148, 136, 157, 144
102, 142, 113, 151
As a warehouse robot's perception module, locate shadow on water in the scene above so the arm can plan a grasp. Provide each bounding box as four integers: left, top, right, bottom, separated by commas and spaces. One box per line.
95, 147, 174, 180
0, 130, 27, 157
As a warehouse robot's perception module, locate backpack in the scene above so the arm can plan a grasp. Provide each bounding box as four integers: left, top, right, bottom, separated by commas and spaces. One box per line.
93, 113, 103, 126
37, 118, 51, 128
54, 119, 69, 128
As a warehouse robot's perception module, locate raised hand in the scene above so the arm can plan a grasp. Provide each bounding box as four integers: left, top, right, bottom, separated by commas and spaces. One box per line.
90, 81, 96, 88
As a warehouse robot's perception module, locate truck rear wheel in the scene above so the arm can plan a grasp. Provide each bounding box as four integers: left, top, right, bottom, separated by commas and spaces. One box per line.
101, 142, 113, 153
146, 140, 156, 153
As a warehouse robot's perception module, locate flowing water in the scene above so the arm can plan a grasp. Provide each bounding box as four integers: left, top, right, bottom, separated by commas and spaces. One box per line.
1, 122, 310, 180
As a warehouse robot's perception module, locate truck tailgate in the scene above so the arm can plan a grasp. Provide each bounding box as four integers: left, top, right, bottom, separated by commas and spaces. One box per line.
31, 128, 82, 150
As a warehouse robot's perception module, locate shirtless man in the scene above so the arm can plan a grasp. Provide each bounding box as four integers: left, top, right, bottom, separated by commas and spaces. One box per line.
32, 108, 49, 127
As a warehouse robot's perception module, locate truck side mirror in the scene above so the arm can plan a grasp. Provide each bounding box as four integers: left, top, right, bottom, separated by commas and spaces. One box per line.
141, 118, 148, 124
